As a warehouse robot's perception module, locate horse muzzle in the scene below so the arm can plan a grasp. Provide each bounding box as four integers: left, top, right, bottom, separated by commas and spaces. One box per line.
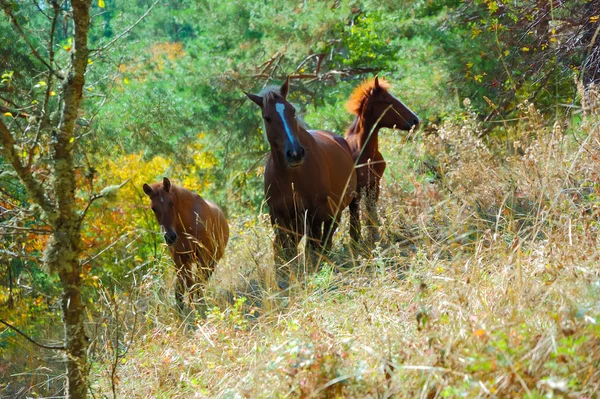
164, 231, 178, 246
410, 116, 420, 130
285, 146, 306, 168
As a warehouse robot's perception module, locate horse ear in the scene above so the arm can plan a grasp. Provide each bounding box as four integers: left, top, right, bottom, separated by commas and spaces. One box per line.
374, 75, 380, 89
244, 92, 263, 108
280, 76, 290, 99
142, 183, 153, 196
163, 177, 171, 192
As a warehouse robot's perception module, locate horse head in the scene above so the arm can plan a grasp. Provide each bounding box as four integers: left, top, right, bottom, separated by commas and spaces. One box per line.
348, 76, 419, 131
143, 177, 178, 246
245, 78, 306, 167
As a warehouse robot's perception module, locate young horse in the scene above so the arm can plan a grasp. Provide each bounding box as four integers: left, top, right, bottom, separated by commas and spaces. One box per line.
143, 177, 229, 312
345, 76, 419, 243
245, 78, 357, 287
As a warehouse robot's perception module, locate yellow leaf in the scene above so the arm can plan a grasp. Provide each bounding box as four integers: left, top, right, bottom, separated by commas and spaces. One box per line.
3, 112, 13, 117
98, 0, 105, 8
521, 47, 530, 52
591, 16, 599, 23
50, 91, 56, 96
123, 77, 129, 84
88, 59, 94, 65
69, 137, 75, 143
473, 329, 486, 337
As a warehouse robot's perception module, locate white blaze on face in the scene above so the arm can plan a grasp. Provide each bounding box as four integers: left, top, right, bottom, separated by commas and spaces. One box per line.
275, 102, 296, 144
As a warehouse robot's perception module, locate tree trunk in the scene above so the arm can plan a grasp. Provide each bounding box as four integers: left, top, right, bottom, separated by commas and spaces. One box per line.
52, 1, 92, 397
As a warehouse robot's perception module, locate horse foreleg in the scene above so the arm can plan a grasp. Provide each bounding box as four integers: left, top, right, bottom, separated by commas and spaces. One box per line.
273, 230, 297, 290
173, 252, 195, 314
322, 217, 339, 253
304, 219, 325, 275
365, 185, 381, 244
349, 196, 361, 243
192, 253, 216, 318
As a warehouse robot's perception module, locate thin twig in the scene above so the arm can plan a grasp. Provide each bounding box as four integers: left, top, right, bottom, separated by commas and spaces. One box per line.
93, 0, 160, 54
0, 1, 63, 79
0, 318, 65, 350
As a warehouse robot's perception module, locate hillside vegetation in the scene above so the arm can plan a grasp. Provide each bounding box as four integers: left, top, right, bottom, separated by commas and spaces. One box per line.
1, 0, 600, 398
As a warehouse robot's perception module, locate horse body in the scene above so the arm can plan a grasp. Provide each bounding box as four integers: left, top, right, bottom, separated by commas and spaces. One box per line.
143, 178, 229, 310
246, 79, 356, 286
344, 76, 419, 243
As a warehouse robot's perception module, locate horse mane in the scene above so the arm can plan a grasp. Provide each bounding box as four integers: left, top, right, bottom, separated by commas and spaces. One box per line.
346, 77, 392, 116
258, 86, 309, 138
259, 85, 284, 103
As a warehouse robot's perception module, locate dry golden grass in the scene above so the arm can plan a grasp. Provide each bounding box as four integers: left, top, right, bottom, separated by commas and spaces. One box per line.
93, 91, 600, 398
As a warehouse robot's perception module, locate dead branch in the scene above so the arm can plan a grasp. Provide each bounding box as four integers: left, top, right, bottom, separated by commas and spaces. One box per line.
0, 318, 65, 350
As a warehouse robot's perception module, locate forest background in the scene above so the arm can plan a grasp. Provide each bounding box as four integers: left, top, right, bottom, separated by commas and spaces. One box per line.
1, 0, 600, 397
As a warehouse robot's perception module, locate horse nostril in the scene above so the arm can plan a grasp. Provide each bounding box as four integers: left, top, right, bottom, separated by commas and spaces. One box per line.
164, 231, 177, 245
286, 149, 294, 159
298, 146, 305, 158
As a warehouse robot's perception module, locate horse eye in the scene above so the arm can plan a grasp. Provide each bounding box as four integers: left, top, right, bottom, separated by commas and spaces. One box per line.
263, 116, 271, 123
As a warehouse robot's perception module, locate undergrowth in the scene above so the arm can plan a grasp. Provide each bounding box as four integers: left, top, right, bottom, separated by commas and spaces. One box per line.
10, 86, 600, 398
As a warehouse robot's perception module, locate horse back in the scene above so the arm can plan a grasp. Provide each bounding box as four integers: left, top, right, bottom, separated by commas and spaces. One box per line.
174, 190, 228, 264
202, 198, 229, 261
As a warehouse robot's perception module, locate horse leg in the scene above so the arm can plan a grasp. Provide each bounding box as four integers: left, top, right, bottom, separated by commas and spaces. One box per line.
171, 252, 185, 311
273, 229, 297, 290
349, 196, 361, 243
300, 218, 323, 276
365, 184, 381, 244
323, 216, 339, 253
190, 255, 212, 318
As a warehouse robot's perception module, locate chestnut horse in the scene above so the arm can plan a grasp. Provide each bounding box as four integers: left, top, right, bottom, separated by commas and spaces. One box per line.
143, 177, 229, 311
245, 78, 357, 287
345, 76, 419, 243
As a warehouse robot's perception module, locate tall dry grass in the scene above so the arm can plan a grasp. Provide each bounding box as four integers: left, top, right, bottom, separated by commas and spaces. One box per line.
91, 87, 600, 398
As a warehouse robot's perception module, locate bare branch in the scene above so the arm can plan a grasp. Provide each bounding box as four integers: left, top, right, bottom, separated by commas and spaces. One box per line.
0, 318, 65, 350
0, 119, 56, 218
0, 225, 53, 234
0, 0, 63, 79
93, 0, 160, 54
79, 178, 131, 225
0, 105, 30, 119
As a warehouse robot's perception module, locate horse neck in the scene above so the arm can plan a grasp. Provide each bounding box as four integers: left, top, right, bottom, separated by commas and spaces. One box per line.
347, 114, 381, 158
170, 186, 196, 231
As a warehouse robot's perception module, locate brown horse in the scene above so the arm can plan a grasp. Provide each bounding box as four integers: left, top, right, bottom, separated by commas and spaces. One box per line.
345, 76, 419, 243
143, 177, 229, 311
245, 78, 357, 287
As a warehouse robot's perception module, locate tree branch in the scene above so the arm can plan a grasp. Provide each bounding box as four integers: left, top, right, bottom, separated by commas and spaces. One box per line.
0, 318, 66, 350
93, 0, 160, 54
0, 105, 30, 119
0, 0, 63, 79
0, 119, 56, 218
